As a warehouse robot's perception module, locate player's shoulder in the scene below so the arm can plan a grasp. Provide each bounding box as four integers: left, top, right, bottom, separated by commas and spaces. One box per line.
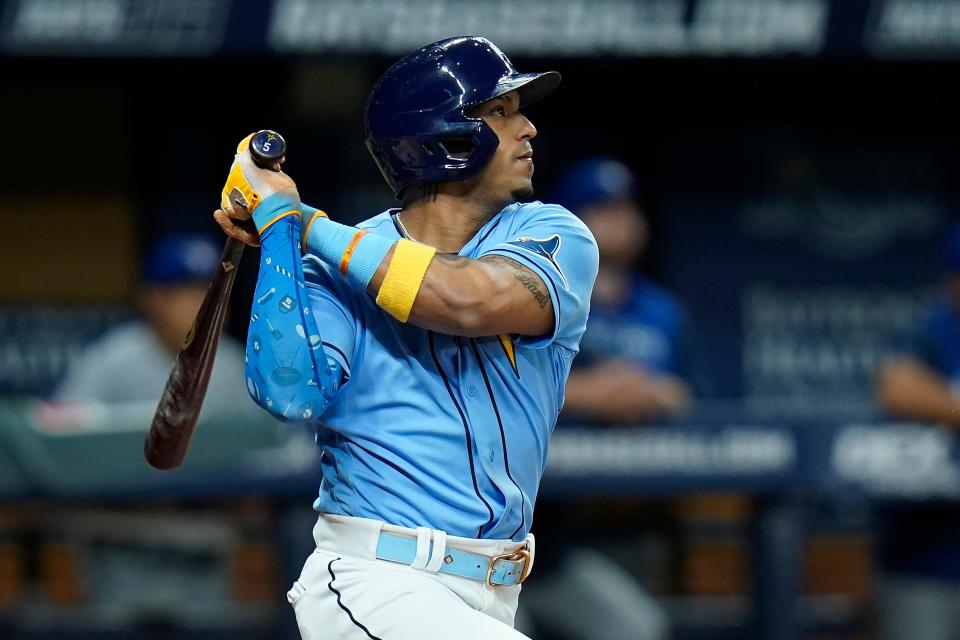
88, 321, 155, 353
920, 300, 958, 336
501, 201, 596, 246
355, 208, 402, 235
511, 200, 587, 227
70, 321, 162, 369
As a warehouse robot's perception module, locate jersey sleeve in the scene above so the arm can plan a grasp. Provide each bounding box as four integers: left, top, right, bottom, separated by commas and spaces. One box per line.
480, 204, 599, 351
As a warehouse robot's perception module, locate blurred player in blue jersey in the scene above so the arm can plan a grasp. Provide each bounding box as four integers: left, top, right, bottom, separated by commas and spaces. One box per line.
213, 37, 598, 639
518, 158, 711, 640
874, 223, 960, 640
557, 157, 709, 425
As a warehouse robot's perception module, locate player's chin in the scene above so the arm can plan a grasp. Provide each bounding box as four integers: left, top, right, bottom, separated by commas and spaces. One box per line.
511, 184, 535, 202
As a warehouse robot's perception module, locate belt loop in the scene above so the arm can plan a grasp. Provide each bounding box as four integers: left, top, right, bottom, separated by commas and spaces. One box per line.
424, 530, 447, 573
525, 533, 536, 577
411, 527, 431, 570
286, 580, 306, 605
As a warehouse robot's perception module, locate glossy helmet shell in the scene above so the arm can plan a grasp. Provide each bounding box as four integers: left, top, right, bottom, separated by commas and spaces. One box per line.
363, 36, 560, 198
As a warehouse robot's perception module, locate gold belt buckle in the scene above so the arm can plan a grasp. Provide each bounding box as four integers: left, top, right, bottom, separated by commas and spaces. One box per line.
485, 546, 532, 588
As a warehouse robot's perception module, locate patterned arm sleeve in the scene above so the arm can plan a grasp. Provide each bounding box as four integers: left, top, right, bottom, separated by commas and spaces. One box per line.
244, 215, 344, 423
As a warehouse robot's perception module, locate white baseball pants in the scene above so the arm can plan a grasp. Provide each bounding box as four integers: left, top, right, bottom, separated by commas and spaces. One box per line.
287, 514, 534, 640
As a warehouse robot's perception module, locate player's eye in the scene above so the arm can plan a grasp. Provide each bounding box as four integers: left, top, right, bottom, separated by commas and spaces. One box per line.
491, 105, 506, 116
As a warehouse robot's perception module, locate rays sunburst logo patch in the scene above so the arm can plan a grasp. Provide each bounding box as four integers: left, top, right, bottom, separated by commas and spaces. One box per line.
505, 234, 566, 287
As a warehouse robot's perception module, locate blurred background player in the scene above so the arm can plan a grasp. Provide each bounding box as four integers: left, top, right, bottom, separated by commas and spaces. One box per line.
873, 223, 960, 640
55, 233, 247, 414
518, 158, 710, 640
555, 157, 709, 424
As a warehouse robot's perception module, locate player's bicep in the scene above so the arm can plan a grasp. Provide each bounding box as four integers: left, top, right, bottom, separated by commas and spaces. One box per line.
480, 211, 599, 349
475, 255, 554, 335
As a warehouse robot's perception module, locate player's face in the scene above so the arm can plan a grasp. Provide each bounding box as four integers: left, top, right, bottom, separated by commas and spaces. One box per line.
466, 91, 538, 203
141, 284, 209, 353
582, 200, 649, 268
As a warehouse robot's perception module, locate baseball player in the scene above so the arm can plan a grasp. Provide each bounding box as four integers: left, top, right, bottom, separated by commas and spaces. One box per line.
214, 37, 598, 639
56, 233, 249, 415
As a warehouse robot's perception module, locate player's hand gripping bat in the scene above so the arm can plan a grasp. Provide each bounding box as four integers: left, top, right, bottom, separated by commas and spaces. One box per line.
144, 130, 287, 470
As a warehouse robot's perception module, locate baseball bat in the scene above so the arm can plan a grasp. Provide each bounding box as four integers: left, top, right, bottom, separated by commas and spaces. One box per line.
144, 130, 287, 470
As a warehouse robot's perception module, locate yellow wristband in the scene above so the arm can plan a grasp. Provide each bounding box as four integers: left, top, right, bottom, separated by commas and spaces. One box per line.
375, 239, 437, 322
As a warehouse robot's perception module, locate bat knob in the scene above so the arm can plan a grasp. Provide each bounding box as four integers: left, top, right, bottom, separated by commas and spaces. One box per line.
250, 130, 286, 170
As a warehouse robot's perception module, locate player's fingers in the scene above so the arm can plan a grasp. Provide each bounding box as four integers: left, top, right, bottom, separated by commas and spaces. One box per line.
237, 149, 298, 192
213, 209, 260, 247
222, 199, 252, 221
212, 209, 238, 238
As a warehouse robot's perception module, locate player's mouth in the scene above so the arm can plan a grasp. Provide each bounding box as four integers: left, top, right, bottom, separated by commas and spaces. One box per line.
516, 150, 534, 164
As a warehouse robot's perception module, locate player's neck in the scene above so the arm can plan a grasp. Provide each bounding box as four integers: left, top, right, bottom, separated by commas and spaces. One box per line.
399, 188, 501, 253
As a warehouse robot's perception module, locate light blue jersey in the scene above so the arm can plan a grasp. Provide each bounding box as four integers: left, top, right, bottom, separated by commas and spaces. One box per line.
245, 201, 598, 541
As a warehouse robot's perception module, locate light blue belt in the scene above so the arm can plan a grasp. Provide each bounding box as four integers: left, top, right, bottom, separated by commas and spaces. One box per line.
375, 532, 532, 587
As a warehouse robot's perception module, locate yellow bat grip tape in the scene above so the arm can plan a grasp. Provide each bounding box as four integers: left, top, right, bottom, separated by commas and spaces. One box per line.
376, 239, 437, 322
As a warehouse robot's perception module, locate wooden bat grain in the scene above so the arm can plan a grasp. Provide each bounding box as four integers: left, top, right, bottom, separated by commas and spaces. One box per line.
143, 236, 245, 470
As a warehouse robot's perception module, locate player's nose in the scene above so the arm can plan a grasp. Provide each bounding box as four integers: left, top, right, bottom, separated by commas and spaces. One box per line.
517, 114, 537, 141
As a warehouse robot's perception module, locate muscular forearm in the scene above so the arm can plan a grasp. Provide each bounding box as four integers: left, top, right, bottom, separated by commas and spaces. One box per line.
366, 250, 551, 337
301, 208, 552, 337
877, 360, 960, 428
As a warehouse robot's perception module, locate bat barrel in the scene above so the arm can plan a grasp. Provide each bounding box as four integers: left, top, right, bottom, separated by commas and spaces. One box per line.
144, 236, 245, 470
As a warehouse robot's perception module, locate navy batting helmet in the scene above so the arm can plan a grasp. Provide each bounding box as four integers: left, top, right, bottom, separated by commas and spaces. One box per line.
142, 234, 221, 286
363, 36, 561, 199
552, 157, 637, 214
